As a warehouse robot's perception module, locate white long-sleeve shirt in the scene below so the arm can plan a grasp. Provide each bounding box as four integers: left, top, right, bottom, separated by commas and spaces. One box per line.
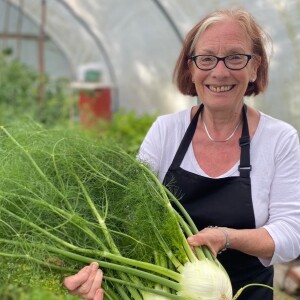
138, 107, 300, 266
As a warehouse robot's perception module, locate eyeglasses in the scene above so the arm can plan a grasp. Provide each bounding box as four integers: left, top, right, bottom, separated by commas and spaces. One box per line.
190, 54, 253, 71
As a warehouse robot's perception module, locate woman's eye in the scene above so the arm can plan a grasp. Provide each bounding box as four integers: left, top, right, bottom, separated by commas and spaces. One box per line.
200, 56, 214, 62
228, 55, 243, 61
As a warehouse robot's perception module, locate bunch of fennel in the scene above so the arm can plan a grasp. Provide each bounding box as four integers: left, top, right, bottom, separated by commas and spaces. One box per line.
0, 122, 238, 300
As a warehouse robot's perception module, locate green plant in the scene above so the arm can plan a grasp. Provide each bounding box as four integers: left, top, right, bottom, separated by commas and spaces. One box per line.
87, 110, 156, 153
0, 121, 233, 300
0, 53, 72, 127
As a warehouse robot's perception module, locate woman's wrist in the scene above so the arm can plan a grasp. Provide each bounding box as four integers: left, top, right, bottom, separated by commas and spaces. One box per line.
217, 227, 230, 253
208, 226, 230, 253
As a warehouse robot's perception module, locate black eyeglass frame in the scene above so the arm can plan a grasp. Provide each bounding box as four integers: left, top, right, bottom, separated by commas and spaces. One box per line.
189, 54, 253, 71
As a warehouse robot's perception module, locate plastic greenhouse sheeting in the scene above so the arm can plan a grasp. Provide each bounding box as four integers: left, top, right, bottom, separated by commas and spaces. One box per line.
0, 0, 299, 130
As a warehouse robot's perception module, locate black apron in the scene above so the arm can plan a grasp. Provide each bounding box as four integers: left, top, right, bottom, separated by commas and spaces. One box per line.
163, 104, 274, 299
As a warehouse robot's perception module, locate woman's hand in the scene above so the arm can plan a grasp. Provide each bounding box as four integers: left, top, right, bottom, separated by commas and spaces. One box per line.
187, 227, 229, 256
187, 227, 275, 259
63, 262, 104, 300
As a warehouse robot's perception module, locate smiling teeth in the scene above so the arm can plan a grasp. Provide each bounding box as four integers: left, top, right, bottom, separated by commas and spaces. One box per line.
209, 85, 233, 92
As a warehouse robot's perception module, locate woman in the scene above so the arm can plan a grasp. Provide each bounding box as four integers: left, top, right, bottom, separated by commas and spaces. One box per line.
64, 8, 300, 300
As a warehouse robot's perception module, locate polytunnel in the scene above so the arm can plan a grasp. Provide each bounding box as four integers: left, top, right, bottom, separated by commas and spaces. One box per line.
0, 0, 299, 129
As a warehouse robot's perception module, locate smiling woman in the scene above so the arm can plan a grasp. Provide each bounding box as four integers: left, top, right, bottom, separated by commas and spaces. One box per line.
64, 7, 300, 300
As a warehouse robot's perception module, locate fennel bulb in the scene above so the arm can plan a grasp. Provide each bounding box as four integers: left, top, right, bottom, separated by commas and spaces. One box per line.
178, 260, 232, 300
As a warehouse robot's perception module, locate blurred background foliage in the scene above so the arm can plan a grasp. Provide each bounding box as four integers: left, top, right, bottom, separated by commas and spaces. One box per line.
0, 52, 71, 127
0, 51, 156, 152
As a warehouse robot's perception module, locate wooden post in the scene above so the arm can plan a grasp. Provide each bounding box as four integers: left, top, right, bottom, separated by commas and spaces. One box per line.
16, 0, 24, 59
38, 0, 46, 107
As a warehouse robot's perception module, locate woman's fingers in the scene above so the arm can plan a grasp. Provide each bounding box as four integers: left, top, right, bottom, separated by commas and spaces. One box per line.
64, 264, 94, 292
87, 271, 104, 300
76, 262, 100, 295
64, 262, 104, 300
187, 227, 226, 256
78, 269, 103, 299
94, 289, 104, 300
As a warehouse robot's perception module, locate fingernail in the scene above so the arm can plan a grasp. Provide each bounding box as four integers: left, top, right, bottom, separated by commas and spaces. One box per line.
91, 262, 99, 270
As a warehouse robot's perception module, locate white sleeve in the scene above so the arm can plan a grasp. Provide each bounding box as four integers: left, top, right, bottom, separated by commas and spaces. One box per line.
137, 119, 162, 176
137, 110, 190, 182
261, 131, 300, 265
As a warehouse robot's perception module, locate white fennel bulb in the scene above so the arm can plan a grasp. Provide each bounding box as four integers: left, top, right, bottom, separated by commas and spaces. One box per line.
177, 259, 232, 300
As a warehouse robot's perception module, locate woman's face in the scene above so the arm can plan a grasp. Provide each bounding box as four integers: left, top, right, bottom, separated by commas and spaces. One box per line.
189, 20, 259, 111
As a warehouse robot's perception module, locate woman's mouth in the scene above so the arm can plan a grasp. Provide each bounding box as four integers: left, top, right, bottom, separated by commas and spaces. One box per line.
207, 85, 234, 93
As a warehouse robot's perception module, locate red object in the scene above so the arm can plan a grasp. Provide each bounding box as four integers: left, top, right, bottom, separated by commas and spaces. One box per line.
78, 87, 111, 127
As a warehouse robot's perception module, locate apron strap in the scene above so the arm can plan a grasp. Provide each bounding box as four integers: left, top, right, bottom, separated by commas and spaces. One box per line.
169, 104, 203, 169
238, 105, 251, 178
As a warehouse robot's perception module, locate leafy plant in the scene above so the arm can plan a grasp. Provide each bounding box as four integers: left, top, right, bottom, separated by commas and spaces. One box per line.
86, 110, 156, 153
0, 121, 233, 300
0, 52, 156, 150
0, 53, 71, 127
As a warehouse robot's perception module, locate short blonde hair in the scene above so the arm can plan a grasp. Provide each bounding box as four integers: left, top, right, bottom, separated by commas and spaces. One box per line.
173, 8, 272, 97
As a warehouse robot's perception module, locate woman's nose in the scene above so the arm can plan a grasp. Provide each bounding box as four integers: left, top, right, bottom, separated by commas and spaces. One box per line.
211, 60, 230, 77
